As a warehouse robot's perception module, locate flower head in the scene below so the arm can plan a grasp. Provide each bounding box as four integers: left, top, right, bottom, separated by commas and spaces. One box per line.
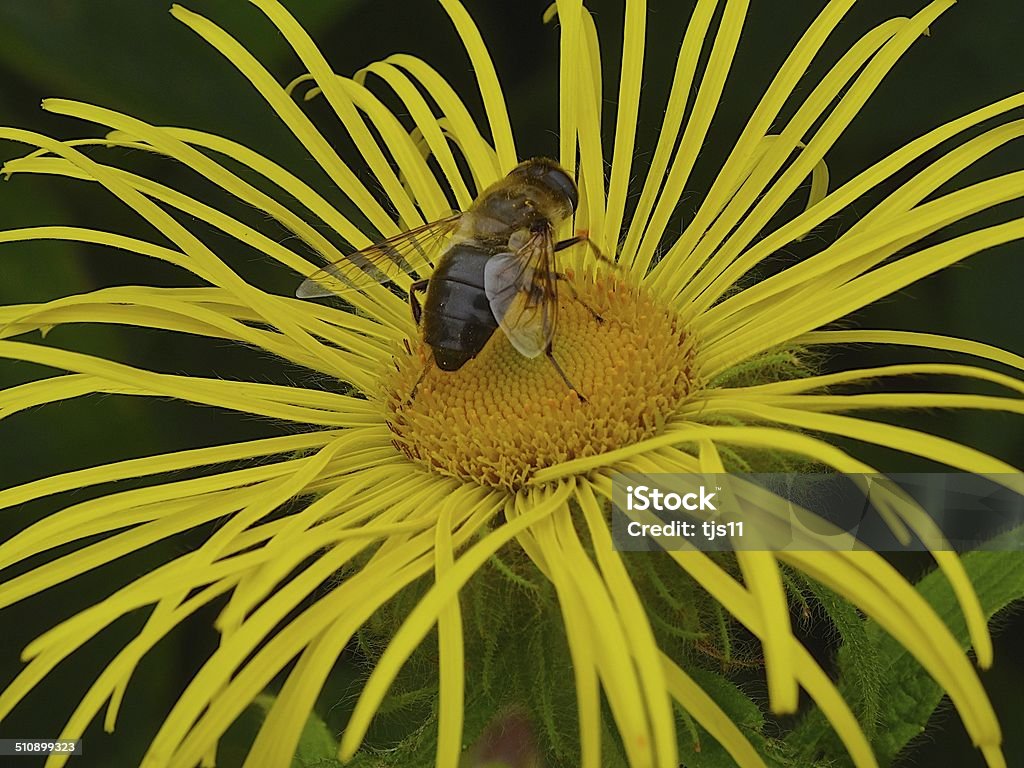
1, 1, 1022, 767
388, 271, 699, 489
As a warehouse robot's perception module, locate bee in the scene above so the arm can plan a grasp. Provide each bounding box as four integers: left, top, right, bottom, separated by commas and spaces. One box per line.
296, 157, 605, 399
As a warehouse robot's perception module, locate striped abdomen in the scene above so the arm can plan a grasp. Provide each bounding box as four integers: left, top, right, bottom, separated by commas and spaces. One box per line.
421, 241, 500, 371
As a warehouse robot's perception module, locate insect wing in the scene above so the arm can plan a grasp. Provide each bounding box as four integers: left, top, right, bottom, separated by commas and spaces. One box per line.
483, 227, 558, 358
296, 214, 462, 298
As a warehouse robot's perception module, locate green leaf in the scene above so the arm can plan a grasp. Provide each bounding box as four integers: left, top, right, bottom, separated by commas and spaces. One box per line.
676, 666, 810, 768
218, 693, 341, 768
292, 700, 344, 767
869, 546, 1024, 763
785, 569, 883, 750
678, 669, 762, 768
787, 536, 1024, 766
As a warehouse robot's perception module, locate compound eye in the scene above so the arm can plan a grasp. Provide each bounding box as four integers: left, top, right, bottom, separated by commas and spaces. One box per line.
540, 166, 579, 212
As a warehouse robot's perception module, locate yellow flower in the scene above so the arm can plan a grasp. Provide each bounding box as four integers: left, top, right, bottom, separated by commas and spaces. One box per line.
0, 1, 1022, 767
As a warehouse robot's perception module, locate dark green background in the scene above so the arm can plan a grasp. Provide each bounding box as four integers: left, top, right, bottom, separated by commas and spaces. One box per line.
0, 1, 1021, 766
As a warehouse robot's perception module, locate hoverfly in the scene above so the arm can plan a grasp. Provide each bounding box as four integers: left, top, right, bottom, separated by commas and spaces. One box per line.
296, 157, 605, 399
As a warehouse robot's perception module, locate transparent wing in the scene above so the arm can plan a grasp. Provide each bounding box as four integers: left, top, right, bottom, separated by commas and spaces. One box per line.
484, 227, 558, 358
296, 214, 462, 298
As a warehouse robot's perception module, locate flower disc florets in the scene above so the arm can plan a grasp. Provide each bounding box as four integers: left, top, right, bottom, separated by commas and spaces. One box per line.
385, 272, 698, 489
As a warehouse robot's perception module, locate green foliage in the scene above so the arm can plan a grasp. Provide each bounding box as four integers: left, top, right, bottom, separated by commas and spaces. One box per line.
219, 693, 342, 768
707, 346, 818, 391
291, 700, 344, 768
695, 345, 830, 474
675, 668, 767, 768
784, 569, 884, 750
219, 519, 1024, 767
786, 540, 1024, 766
305, 520, 805, 767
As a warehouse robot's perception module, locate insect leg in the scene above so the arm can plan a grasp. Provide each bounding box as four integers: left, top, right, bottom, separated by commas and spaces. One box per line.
545, 342, 587, 403
551, 272, 604, 323
553, 231, 614, 264
408, 279, 429, 325
408, 351, 433, 403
